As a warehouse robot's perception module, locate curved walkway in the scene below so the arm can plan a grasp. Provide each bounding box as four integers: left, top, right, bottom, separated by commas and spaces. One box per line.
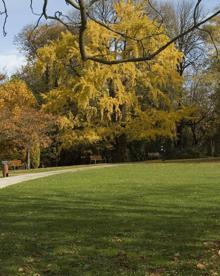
0, 164, 117, 189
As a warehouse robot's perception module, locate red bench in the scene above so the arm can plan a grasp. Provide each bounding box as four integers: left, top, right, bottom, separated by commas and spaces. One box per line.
8, 160, 24, 170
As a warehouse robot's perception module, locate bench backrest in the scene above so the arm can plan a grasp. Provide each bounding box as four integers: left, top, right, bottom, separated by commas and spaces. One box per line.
147, 152, 160, 159
9, 160, 23, 167
90, 155, 103, 161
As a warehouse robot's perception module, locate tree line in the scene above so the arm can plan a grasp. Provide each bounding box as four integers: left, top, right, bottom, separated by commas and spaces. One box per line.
0, 0, 220, 167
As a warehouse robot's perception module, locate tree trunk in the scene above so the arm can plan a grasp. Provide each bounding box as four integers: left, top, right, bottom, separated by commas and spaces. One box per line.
210, 139, 215, 157
114, 134, 128, 162
176, 121, 183, 149
191, 125, 198, 146
27, 147, 31, 170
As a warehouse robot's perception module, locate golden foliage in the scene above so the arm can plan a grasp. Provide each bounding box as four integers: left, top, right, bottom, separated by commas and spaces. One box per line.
0, 79, 36, 110
35, 1, 183, 147
0, 80, 53, 154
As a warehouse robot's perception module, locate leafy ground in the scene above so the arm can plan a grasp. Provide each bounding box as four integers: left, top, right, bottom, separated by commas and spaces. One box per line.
0, 163, 220, 275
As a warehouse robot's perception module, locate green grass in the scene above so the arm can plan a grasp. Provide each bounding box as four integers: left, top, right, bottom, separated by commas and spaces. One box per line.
5, 157, 220, 177
1, 163, 220, 275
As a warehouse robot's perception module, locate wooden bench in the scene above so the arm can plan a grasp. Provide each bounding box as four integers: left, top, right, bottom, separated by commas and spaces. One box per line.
147, 152, 161, 160
90, 155, 105, 164
8, 160, 24, 170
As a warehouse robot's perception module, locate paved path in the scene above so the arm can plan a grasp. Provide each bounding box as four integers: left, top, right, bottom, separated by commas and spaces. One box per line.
0, 164, 117, 189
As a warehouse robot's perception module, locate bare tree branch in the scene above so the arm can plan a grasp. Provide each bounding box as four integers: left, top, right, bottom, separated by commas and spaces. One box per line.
77, 0, 220, 64
78, 0, 88, 61
193, 0, 219, 58
65, 0, 80, 10
32, 0, 74, 32
0, 0, 8, 36
30, 0, 41, 16
148, 0, 164, 28
0, 0, 220, 64
193, 0, 202, 25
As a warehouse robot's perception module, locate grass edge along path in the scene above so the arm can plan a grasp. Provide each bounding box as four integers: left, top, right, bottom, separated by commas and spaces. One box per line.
0, 164, 118, 189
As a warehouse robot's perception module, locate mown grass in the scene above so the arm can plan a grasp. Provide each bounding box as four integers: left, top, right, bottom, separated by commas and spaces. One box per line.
5, 157, 220, 177
0, 163, 220, 275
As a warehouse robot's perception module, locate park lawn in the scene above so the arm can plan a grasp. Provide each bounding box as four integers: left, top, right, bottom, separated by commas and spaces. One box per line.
0, 163, 220, 275
5, 157, 220, 177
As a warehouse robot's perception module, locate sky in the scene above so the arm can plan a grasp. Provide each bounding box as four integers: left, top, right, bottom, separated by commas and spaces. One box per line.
0, 0, 219, 75
0, 0, 69, 74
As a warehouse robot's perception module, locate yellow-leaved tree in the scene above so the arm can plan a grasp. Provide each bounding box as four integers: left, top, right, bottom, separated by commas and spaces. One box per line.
35, 2, 183, 161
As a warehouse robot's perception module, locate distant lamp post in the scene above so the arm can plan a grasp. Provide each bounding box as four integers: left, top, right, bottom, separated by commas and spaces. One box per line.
160, 146, 166, 161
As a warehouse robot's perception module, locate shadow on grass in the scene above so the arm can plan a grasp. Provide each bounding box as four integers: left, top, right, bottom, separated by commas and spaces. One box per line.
1, 192, 220, 275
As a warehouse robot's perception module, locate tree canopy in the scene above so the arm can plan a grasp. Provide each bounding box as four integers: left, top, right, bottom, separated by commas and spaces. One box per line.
0, 80, 54, 168
33, 3, 184, 153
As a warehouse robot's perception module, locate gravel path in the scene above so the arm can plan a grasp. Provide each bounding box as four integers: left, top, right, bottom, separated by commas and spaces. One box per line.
0, 164, 116, 189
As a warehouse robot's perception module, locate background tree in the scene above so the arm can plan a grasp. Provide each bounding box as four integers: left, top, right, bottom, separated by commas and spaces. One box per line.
14, 23, 67, 101
33, 2, 184, 162
160, 0, 205, 76
0, 79, 54, 168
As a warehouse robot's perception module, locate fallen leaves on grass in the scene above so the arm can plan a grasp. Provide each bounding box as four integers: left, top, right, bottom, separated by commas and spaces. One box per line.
115, 251, 129, 268
172, 252, 180, 262
111, 236, 123, 243
196, 263, 206, 270
196, 240, 220, 274
210, 271, 218, 276
147, 268, 166, 276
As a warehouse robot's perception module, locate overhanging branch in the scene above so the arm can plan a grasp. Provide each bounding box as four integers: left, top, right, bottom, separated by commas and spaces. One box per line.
0, 0, 220, 64
77, 0, 220, 64
0, 0, 8, 36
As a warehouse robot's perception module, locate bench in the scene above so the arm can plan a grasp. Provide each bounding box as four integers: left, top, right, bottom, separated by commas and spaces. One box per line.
147, 152, 161, 160
8, 160, 24, 170
90, 155, 105, 164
